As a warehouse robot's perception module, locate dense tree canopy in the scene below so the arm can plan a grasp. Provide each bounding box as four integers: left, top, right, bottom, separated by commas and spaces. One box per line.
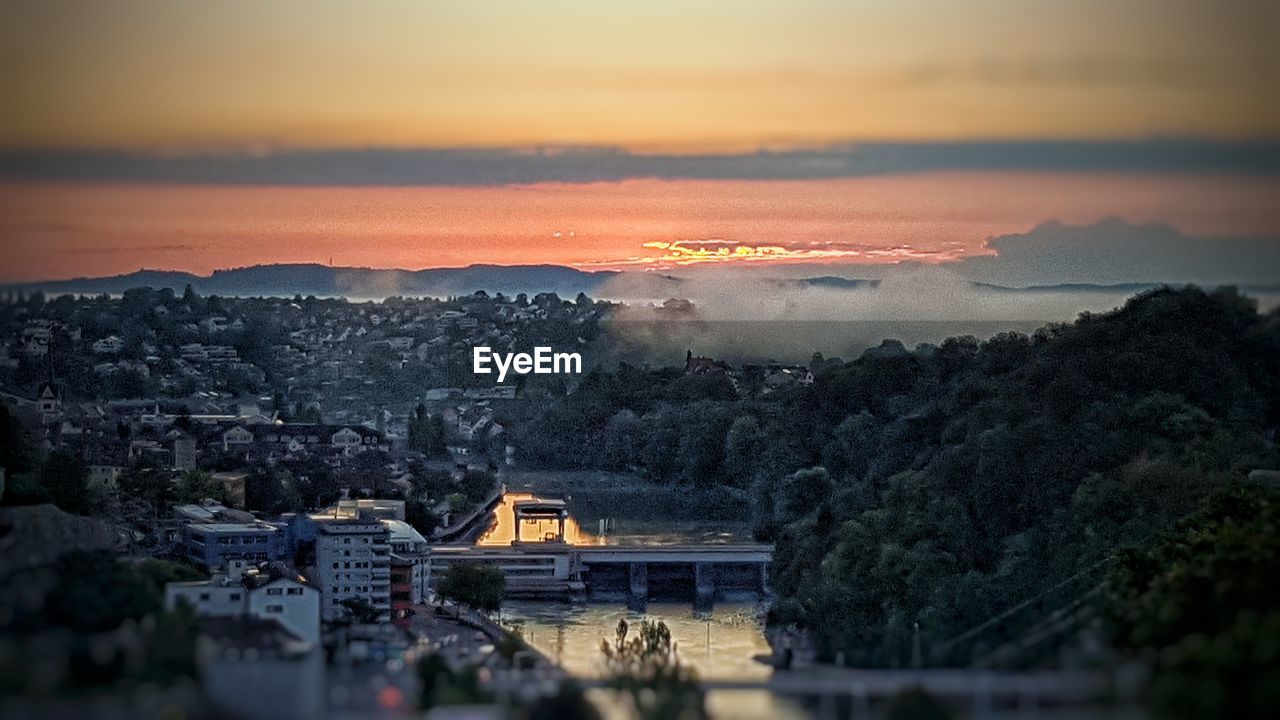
1106, 482, 1280, 720
438, 563, 505, 613
506, 287, 1280, 666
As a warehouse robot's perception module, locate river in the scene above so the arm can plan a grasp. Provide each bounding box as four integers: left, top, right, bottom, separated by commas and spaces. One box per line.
499, 600, 807, 720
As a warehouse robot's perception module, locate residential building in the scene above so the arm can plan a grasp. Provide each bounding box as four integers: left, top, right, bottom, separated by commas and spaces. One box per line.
386, 520, 432, 627
182, 522, 289, 569
173, 501, 256, 525
313, 518, 391, 622
328, 497, 405, 521
87, 464, 124, 490
166, 561, 320, 644
210, 470, 249, 507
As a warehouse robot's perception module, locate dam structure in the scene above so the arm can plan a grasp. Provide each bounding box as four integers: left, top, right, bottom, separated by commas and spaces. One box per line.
430, 498, 772, 605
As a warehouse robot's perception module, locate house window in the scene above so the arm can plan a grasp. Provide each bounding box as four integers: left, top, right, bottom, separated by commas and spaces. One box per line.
230, 593, 241, 601
287, 588, 303, 596
266, 588, 283, 596
199, 593, 210, 601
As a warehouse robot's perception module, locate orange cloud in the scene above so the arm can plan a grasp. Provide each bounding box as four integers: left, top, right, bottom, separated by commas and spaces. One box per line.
582, 238, 958, 269
3, 172, 1280, 282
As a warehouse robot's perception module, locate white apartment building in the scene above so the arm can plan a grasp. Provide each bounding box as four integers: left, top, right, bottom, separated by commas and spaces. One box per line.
313, 518, 392, 622
165, 561, 320, 644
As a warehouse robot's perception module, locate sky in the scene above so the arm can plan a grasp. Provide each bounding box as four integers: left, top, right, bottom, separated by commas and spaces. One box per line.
1, 1, 1278, 282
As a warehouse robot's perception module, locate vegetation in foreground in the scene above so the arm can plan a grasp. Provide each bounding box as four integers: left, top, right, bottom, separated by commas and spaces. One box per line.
0, 551, 204, 697
1106, 482, 1280, 719
602, 619, 706, 720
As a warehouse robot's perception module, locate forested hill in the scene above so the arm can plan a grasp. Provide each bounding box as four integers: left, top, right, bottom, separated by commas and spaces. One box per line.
507, 286, 1280, 665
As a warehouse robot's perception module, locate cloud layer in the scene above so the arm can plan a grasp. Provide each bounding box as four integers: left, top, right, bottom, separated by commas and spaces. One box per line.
4, 141, 1280, 186
957, 218, 1280, 286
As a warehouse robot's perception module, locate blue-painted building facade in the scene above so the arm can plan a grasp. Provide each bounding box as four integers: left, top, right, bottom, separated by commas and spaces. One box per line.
182, 522, 289, 568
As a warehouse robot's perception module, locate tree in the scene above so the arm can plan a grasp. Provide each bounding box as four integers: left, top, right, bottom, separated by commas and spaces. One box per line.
118, 464, 174, 514
778, 467, 832, 524
599, 409, 644, 469
1106, 482, 1280, 719
437, 563, 505, 614
339, 597, 383, 625
601, 619, 706, 720
287, 457, 339, 509
408, 404, 448, 456
245, 467, 300, 515
405, 498, 441, 536
0, 404, 33, 477
416, 653, 490, 709
27, 554, 203, 693
1, 471, 51, 506
175, 470, 231, 505
271, 392, 290, 422
136, 600, 201, 685
38, 451, 91, 515
38, 552, 196, 633
458, 468, 496, 504
182, 283, 203, 311
723, 414, 764, 487
343, 450, 392, 492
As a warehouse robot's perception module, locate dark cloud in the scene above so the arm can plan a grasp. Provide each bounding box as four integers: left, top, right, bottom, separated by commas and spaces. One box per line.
955, 218, 1280, 287
3, 140, 1279, 186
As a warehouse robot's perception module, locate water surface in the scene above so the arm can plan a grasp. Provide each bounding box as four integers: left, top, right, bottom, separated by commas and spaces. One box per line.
500, 600, 806, 720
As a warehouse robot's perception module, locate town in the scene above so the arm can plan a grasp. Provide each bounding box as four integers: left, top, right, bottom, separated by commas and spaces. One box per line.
0, 287, 813, 719
0, 287, 624, 718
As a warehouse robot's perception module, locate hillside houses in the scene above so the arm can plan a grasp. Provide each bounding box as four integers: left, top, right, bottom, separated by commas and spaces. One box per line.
1, 288, 604, 515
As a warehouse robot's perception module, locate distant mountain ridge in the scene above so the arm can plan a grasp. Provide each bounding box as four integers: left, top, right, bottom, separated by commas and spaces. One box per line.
4, 263, 1277, 299
1, 264, 627, 298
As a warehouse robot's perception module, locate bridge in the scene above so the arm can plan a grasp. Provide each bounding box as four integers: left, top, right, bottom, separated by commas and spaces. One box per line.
430, 542, 773, 604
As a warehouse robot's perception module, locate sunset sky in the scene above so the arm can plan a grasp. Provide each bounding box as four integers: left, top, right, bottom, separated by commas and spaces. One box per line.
1, 0, 1278, 282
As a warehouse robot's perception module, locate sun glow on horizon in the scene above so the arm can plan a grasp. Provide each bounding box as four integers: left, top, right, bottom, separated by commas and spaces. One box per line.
3, 172, 1280, 282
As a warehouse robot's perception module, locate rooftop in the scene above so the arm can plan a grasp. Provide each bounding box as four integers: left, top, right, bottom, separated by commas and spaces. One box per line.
187, 522, 278, 534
